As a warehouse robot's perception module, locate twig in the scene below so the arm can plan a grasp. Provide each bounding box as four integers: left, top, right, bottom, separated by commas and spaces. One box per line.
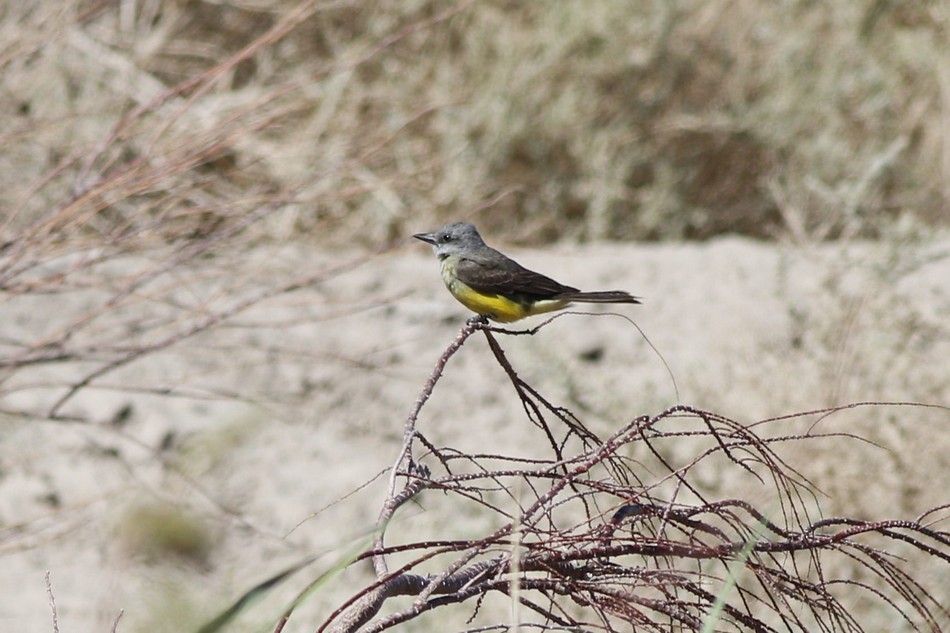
45, 571, 59, 633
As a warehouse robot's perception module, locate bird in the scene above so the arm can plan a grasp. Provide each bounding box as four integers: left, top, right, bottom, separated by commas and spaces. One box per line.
413, 222, 640, 323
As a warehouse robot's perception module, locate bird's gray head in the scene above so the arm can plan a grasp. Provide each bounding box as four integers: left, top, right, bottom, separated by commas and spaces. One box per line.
413, 222, 486, 259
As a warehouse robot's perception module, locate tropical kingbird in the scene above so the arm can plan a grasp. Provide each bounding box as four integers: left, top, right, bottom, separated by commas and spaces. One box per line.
414, 222, 641, 322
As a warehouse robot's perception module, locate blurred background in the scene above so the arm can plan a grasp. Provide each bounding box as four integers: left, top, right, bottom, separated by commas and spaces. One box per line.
2, 0, 947, 246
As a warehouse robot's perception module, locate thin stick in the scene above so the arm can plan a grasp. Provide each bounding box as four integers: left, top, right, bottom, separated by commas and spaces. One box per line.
45, 571, 59, 633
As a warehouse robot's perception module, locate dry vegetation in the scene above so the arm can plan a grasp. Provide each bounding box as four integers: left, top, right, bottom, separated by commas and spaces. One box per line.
1, 1, 947, 247
302, 322, 950, 633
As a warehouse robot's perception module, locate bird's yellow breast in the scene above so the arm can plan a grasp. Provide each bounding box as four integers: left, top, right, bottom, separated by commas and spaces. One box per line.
439, 257, 567, 322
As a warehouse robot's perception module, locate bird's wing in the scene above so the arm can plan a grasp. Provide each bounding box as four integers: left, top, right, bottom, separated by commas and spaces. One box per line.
454, 250, 577, 299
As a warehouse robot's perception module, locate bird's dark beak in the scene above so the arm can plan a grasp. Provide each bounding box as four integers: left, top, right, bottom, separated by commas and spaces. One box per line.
413, 232, 437, 245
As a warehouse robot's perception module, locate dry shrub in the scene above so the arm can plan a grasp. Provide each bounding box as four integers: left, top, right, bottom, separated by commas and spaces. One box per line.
287, 322, 950, 633
2, 1, 947, 247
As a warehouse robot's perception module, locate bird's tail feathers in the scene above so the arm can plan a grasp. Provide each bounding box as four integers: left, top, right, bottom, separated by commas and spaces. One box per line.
560, 290, 641, 305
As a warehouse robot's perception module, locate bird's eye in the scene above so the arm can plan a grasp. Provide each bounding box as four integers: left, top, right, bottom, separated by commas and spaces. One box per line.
440, 233, 451, 242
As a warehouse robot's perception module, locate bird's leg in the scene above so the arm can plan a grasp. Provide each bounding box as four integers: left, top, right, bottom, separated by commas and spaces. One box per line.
466, 314, 490, 326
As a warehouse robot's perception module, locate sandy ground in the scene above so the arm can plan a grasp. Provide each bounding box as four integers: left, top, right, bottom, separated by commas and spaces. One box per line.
1, 235, 948, 632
